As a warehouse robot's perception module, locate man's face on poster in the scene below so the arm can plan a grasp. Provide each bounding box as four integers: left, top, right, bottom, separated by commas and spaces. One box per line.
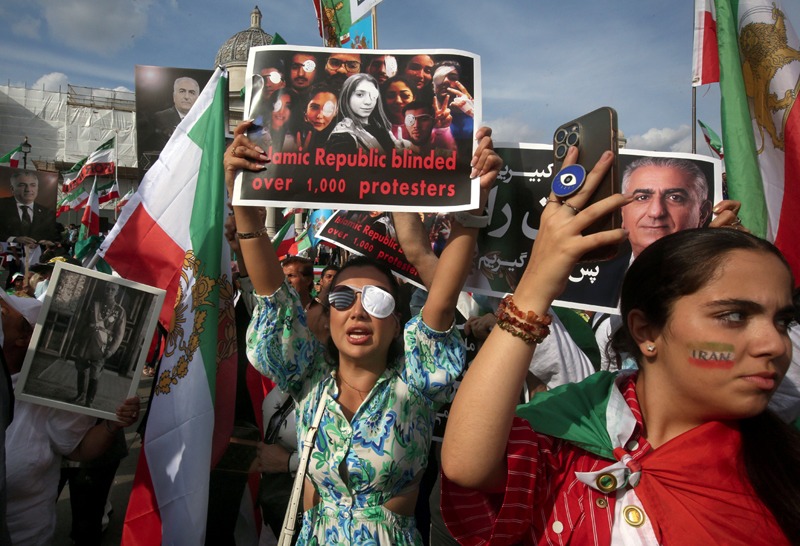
290, 54, 317, 90
11, 173, 39, 205
366, 55, 396, 85
325, 53, 361, 87
405, 108, 435, 146
621, 164, 711, 257
173, 77, 200, 116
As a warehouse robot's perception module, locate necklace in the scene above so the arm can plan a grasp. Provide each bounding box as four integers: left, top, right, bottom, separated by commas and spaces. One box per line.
337, 372, 370, 401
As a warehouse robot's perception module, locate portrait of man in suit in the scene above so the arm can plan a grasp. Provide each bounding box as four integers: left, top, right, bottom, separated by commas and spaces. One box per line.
151, 76, 200, 149
0, 169, 59, 245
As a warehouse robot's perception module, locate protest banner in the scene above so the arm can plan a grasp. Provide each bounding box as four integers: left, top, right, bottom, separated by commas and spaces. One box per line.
314, 210, 448, 285
464, 144, 723, 314
233, 45, 481, 212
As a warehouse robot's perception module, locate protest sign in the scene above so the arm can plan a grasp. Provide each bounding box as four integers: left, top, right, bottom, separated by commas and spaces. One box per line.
233, 45, 481, 212
464, 144, 723, 314
315, 210, 448, 285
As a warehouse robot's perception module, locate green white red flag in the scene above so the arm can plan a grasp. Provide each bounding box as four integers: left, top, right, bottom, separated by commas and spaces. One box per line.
115, 188, 134, 212
56, 186, 89, 216
0, 145, 23, 168
63, 137, 116, 192
78, 180, 100, 239
693, 0, 720, 86
272, 216, 297, 258
715, 0, 800, 280
97, 179, 120, 204
98, 68, 237, 545
697, 119, 724, 158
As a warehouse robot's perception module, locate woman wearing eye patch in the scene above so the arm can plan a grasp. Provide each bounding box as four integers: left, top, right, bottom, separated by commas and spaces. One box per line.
326, 73, 409, 155
225, 121, 501, 545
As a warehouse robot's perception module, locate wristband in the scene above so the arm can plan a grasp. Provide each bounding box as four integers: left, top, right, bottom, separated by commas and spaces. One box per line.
451, 210, 490, 229
236, 226, 269, 240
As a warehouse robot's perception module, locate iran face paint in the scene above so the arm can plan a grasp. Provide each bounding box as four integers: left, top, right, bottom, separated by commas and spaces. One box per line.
687, 342, 735, 369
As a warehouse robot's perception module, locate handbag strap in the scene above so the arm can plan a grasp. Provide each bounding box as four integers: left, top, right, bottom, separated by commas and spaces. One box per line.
278, 394, 327, 546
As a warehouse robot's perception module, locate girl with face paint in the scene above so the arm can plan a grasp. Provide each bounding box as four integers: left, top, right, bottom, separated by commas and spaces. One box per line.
326, 73, 408, 154
440, 147, 800, 544
225, 121, 502, 545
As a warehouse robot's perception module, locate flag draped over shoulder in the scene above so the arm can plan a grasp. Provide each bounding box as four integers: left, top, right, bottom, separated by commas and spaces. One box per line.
63, 137, 115, 192
0, 145, 23, 168
715, 0, 800, 279
98, 67, 237, 545
693, 0, 721, 86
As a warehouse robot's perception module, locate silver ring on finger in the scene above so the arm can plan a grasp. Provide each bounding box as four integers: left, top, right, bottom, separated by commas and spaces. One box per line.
563, 200, 581, 214
545, 198, 562, 207
731, 217, 742, 227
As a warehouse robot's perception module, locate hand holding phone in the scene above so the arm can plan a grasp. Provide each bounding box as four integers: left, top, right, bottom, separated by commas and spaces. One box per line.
552, 106, 621, 261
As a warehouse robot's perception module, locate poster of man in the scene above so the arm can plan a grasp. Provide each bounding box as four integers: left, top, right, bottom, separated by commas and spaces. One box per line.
0, 167, 60, 245
464, 144, 723, 313
15, 262, 164, 421
135, 65, 214, 171
233, 45, 481, 213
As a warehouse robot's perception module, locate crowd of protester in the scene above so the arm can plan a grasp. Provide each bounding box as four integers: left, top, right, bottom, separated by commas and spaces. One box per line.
0, 48, 798, 546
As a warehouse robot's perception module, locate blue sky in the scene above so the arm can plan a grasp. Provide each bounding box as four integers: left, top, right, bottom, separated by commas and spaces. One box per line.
2, 0, 799, 154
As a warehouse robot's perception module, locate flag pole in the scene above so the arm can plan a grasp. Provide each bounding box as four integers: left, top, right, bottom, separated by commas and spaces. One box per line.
371, 6, 378, 48
691, 86, 697, 153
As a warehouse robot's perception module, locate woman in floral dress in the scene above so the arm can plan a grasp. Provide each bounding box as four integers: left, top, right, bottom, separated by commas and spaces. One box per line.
225, 121, 500, 544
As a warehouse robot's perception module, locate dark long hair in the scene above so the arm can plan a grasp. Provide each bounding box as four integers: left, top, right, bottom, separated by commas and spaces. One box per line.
610, 228, 800, 540
325, 256, 404, 365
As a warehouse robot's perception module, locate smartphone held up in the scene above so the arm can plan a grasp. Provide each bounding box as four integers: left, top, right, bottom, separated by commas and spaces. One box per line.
552, 106, 621, 262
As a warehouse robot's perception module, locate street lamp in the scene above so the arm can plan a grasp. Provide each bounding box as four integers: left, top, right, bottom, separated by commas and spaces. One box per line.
20, 136, 31, 170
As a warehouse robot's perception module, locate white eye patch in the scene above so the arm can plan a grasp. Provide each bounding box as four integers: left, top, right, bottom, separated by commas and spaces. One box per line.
322, 100, 336, 117
385, 56, 398, 77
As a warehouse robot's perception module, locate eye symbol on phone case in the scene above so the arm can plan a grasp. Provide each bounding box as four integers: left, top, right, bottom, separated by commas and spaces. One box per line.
552, 164, 586, 197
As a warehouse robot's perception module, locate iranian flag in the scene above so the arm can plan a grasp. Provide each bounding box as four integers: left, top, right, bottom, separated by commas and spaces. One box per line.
57, 185, 89, 216
97, 179, 120, 204
98, 68, 237, 545
697, 119, 724, 158
78, 180, 100, 239
0, 145, 23, 168
115, 188, 134, 212
693, 0, 720, 86
63, 137, 116, 193
272, 217, 297, 258
715, 0, 800, 279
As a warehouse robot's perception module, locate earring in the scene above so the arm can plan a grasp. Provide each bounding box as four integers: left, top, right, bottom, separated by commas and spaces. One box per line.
646, 343, 656, 353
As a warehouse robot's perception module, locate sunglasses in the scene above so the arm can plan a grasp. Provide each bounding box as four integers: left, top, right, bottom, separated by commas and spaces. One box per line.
328, 284, 395, 319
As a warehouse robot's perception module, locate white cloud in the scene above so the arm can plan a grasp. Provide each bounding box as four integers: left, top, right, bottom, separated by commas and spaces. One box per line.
40, 0, 154, 55
32, 72, 69, 92
11, 16, 41, 40
626, 125, 693, 153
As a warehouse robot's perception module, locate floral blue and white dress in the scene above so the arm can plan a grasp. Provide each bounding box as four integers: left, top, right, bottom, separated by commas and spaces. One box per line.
246, 283, 465, 545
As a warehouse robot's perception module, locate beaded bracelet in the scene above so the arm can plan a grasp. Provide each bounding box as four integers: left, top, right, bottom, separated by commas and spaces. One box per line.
495, 295, 552, 345
236, 226, 269, 239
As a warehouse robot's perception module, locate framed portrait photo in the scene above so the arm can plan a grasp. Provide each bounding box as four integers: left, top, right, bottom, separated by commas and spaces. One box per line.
15, 263, 165, 421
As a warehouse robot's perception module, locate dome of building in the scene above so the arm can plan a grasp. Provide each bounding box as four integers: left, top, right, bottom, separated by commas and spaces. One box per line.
215, 6, 273, 68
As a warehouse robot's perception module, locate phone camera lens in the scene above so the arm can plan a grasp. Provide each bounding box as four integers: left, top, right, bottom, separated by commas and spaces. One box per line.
555, 143, 568, 159
554, 129, 568, 143
566, 131, 579, 146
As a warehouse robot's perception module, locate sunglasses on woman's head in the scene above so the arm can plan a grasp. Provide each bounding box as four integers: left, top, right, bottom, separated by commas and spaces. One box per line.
328, 284, 395, 318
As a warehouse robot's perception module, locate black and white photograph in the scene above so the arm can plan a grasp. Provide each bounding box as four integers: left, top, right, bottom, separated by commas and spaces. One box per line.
15, 262, 165, 421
